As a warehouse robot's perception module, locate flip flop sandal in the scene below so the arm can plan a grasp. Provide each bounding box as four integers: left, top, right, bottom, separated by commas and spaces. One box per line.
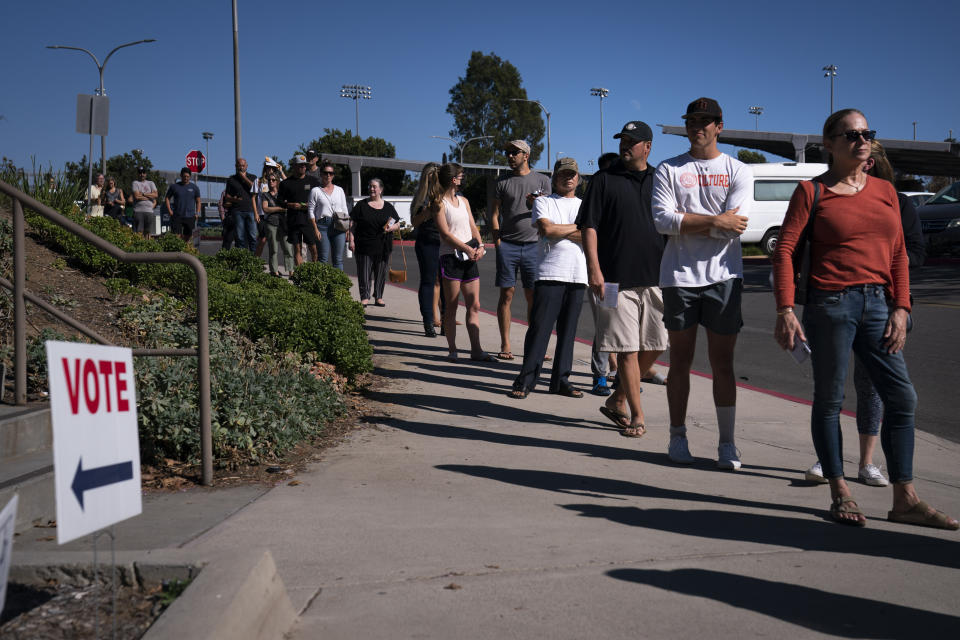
508, 388, 529, 399
888, 500, 960, 530
830, 496, 866, 527
599, 405, 630, 429
496, 351, 514, 360
470, 352, 497, 362
619, 424, 646, 438
555, 386, 583, 398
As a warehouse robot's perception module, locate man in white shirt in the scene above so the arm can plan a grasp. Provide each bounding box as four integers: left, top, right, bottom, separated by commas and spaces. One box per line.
510, 158, 587, 398
652, 97, 751, 470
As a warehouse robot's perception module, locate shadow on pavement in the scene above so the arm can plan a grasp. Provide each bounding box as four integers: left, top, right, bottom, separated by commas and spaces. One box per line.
606, 567, 960, 637
564, 505, 960, 570
436, 464, 818, 517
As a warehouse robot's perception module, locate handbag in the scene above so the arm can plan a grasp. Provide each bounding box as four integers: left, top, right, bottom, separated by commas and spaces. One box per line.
388, 233, 407, 283
792, 180, 821, 305
333, 210, 351, 232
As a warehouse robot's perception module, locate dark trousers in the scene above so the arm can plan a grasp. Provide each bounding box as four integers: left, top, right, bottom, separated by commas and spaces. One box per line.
221, 212, 236, 250
415, 239, 441, 324
356, 251, 388, 301
513, 281, 586, 392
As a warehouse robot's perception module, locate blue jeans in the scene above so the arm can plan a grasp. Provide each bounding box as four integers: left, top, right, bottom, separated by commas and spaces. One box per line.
803, 285, 917, 483
415, 239, 440, 325
234, 209, 257, 252
317, 219, 346, 270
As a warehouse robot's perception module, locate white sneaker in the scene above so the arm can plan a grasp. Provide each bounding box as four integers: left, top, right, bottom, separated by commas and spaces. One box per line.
717, 443, 742, 471
858, 464, 889, 487
804, 461, 829, 484
668, 436, 694, 464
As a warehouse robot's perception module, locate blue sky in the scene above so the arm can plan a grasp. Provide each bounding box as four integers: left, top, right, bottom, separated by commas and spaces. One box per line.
2, 0, 957, 185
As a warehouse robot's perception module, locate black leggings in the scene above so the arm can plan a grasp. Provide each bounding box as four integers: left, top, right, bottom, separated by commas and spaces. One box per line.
415, 239, 444, 324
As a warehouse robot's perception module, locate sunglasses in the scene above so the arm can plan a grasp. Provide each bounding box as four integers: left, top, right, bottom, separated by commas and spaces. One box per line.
323, 170, 335, 175
506, 150, 526, 156
834, 129, 877, 142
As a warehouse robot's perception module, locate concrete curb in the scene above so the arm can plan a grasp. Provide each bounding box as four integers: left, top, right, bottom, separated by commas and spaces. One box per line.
142, 549, 296, 640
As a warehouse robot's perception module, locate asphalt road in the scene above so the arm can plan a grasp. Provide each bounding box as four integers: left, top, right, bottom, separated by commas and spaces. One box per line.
200, 239, 960, 444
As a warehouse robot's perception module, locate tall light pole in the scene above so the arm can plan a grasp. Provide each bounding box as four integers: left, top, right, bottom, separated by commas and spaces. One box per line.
232, 0, 242, 159
430, 135, 493, 164
510, 98, 550, 171
202, 131, 214, 200
748, 106, 764, 131
590, 88, 609, 155
912, 121, 917, 141
822, 65, 838, 114
340, 85, 372, 137
47, 39, 156, 175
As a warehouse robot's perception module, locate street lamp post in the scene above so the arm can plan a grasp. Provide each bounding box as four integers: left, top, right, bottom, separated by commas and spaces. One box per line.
430, 135, 494, 164
510, 98, 550, 171
590, 88, 609, 155
912, 121, 917, 141
822, 65, 838, 114
748, 106, 764, 131
47, 39, 156, 176
340, 85, 372, 137
202, 131, 214, 200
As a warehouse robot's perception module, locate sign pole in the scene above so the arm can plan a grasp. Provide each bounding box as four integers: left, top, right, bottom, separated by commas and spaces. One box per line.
87, 97, 94, 217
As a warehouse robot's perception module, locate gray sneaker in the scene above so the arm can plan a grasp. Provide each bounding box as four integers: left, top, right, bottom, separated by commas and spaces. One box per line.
668, 436, 694, 464
858, 464, 889, 487
804, 461, 829, 484
717, 443, 742, 471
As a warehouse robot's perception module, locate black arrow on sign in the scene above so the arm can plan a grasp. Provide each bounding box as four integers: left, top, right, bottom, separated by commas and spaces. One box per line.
71, 458, 134, 510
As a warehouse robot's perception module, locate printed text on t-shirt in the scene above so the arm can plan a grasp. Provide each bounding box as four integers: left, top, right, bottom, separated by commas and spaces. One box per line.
679, 172, 730, 188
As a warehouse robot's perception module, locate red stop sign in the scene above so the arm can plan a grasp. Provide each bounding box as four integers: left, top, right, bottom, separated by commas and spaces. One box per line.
185, 150, 206, 173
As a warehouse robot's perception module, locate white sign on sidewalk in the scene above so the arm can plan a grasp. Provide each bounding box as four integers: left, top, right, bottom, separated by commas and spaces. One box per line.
46, 341, 142, 544
0, 494, 17, 616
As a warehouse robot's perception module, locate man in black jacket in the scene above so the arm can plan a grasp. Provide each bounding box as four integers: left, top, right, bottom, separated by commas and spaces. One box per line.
223, 158, 259, 252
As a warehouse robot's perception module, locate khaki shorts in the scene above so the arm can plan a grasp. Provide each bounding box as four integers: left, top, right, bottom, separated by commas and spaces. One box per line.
596, 286, 669, 353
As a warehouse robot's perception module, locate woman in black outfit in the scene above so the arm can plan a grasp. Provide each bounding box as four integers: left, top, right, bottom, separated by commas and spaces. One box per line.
411, 162, 444, 336
101, 176, 125, 224
349, 178, 400, 306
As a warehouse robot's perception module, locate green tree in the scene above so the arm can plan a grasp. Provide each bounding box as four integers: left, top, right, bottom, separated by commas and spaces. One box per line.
64, 150, 166, 203
446, 51, 545, 167
296, 129, 405, 196
737, 149, 767, 164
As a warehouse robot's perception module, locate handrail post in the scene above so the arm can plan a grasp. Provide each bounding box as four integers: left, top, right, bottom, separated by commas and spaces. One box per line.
13, 199, 26, 405
196, 268, 212, 485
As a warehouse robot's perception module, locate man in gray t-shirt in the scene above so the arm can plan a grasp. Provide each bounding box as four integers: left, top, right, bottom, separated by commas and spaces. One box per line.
490, 140, 551, 360
131, 166, 158, 238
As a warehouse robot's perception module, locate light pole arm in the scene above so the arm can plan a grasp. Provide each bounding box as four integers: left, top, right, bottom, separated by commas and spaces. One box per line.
100, 39, 156, 92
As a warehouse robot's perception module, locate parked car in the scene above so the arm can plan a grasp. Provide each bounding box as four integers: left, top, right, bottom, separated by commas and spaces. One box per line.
901, 191, 934, 208
740, 162, 828, 255
917, 181, 960, 253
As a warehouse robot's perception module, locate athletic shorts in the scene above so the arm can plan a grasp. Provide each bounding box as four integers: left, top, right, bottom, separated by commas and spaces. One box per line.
440, 254, 479, 282
596, 286, 668, 353
662, 278, 743, 335
286, 215, 316, 246
173, 217, 196, 236
495, 240, 538, 289
134, 210, 154, 233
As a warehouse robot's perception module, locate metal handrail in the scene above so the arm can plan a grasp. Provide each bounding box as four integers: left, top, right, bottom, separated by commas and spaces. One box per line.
0, 178, 213, 485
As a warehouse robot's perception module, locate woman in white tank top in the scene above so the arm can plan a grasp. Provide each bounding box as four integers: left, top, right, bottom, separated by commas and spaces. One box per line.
427, 163, 495, 362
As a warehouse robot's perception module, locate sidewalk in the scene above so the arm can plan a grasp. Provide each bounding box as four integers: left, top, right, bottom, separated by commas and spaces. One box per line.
15, 278, 960, 638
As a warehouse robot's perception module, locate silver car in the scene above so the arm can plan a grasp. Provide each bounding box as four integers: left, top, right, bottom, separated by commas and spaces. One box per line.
917, 182, 960, 253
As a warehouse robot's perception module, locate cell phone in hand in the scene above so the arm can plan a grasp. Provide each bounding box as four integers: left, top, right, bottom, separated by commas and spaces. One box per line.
790, 339, 811, 364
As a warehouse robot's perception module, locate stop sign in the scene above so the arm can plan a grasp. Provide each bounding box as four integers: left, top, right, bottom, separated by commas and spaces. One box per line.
185, 150, 206, 173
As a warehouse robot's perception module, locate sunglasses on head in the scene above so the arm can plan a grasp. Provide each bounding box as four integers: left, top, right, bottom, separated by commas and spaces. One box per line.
834, 129, 877, 142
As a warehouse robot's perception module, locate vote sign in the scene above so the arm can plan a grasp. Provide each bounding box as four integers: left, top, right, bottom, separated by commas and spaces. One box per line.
185, 149, 206, 173
46, 341, 142, 544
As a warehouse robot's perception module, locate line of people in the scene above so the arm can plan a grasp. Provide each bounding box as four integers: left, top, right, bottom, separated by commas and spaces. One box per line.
405, 97, 956, 532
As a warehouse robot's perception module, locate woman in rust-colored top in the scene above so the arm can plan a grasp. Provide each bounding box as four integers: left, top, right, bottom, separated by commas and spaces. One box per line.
773, 108, 956, 530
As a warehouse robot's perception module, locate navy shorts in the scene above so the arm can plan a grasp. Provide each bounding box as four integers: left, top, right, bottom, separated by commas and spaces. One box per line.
495, 240, 538, 289
662, 278, 743, 334
440, 254, 479, 282
287, 215, 316, 246
173, 217, 196, 236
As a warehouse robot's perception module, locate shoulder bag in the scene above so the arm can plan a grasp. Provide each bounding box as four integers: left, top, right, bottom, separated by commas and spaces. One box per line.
388, 231, 407, 283
792, 180, 821, 305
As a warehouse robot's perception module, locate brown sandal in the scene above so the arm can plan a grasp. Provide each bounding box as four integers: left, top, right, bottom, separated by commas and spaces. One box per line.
830, 496, 866, 527
888, 500, 959, 530
619, 424, 646, 438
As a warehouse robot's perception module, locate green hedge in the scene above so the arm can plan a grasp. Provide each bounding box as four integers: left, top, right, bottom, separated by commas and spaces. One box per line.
17, 208, 371, 377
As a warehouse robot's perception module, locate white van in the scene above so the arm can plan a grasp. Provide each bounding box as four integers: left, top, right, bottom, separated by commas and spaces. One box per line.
743, 162, 827, 254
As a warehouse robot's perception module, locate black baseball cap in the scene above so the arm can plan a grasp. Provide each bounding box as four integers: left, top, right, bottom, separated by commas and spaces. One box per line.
682, 97, 723, 120
613, 121, 653, 142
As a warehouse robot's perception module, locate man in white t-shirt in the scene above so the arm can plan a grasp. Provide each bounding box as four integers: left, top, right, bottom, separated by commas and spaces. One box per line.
131, 166, 159, 238
510, 158, 587, 398
652, 97, 752, 470
87, 173, 105, 217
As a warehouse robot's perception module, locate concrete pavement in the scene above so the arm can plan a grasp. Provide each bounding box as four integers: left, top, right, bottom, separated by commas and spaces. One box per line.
12, 276, 960, 638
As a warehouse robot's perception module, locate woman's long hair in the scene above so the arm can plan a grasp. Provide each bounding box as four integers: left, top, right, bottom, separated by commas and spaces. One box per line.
411, 162, 439, 216
428, 163, 463, 212
866, 141, 896, 185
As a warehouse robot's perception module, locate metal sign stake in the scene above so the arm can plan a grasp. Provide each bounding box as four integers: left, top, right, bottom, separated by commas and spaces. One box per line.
91, 525, 118, 640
